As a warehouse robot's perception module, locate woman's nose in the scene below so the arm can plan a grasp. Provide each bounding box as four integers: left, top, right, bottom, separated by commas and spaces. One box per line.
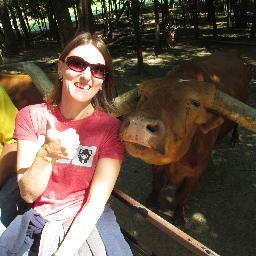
80, 67, 91, 80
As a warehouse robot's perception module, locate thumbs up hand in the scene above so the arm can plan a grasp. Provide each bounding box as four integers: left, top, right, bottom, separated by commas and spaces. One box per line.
44, 114, 80, 161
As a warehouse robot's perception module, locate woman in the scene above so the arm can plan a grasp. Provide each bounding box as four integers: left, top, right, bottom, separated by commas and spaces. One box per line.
8, 32, 132, 255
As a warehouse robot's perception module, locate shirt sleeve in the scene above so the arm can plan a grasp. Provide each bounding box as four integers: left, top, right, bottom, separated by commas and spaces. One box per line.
0, 87, 18, 146
14, 105, 45, 142
99, 119, 124, 161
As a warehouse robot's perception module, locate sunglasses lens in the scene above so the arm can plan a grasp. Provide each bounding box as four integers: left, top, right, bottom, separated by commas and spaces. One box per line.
65, 56, 107, 79
66, 56, 86, 72
91, 64, 106, 79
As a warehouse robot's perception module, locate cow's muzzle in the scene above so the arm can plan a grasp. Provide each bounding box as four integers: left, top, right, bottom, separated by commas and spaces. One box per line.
120, 115, 166, 154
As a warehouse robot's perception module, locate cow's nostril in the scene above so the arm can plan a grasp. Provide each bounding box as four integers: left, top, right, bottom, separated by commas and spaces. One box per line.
146, 124, 160, 133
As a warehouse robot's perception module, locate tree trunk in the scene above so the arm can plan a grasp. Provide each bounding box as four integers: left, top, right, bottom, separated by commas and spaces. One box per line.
108, 0, 113, 14
180, 0, 187, 26
230, 0, 238, 27
0, 27, 5, 43
161, 0, 169, 29
0, 28, 4, 63
0, 48, 3, 64
7, 4, 22, 41
0, 2, 18, 53
153, 0, 161, 55
112, 0, 118, 19
192, 0, 199, 38
107, 0, 114, 39
250, 0, 256, 38
131, 0, 143, 74
101, 0, 111, 38
73, 1, 79, 28
115, 1, 129, 23
207, 0, 218, 39
46, 2, 60, 42
126, 1, 131, 18
13, 0, 30, 47
169, 0, 175, 9
240, 0, 249, 28
51, 0, 74, 48
19, 0, 31, 34
226, 0, 232, 28
77, 0, 95, 34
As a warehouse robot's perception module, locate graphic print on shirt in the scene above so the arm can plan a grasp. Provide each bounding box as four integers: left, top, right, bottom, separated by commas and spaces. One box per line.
57, 145, 97, 167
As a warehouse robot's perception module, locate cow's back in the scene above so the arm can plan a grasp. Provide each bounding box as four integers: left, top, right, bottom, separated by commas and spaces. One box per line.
169, 50, 251, 101
0, 72, 56, 109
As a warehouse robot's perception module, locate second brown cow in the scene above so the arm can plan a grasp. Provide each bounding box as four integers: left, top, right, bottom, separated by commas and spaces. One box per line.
119, 50, 253, 223
0, 65, 56, 109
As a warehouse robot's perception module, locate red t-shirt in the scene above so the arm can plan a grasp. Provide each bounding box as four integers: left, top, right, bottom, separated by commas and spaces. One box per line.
14, 103, 124, 221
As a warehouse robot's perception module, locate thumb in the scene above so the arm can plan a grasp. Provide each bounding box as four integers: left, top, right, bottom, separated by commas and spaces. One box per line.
45, 112, 56, 131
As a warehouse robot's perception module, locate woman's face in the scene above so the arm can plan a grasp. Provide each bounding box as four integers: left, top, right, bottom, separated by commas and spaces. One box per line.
58, 43, 106, 104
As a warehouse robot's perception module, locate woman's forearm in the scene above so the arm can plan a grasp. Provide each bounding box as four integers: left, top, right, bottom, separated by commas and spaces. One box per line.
55, 201, 105, 256
18, 145, 55, 203
54, 161, 118, 255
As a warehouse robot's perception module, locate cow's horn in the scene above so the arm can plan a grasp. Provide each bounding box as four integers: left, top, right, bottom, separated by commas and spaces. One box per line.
19, 62, 54, 96
210, 89, 256, 133
109, 88, 138, 117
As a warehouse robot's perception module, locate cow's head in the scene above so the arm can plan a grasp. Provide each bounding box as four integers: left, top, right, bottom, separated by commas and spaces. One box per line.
119, 78, 223, 165
111, 69, 255, 165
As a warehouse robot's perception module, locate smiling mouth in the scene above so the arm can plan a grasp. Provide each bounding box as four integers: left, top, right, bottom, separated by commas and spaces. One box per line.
74, 82, 91, 90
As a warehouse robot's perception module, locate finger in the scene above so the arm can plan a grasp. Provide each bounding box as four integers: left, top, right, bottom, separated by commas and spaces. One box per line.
45, 112, 56, 131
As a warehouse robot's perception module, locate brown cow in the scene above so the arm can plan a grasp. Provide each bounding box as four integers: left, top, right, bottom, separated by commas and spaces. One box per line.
0, 64, 55, 109
118, 50, 253, 223
0, 73, 43, 109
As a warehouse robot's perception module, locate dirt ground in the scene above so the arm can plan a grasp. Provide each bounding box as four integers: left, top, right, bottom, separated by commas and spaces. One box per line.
2, 38, 256, 256
110, 41, 256, 256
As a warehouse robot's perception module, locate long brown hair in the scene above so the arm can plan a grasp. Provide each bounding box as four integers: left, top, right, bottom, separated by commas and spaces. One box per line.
45, 32, 117, 112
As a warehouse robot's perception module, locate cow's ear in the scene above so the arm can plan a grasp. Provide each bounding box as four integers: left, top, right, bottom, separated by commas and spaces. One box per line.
199, 115, 224, 134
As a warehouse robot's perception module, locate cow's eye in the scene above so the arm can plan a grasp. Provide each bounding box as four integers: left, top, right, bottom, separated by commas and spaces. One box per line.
191, 99, 200, 107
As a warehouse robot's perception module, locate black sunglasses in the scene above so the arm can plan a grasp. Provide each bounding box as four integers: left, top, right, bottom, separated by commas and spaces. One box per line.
65, 56, 108, 79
